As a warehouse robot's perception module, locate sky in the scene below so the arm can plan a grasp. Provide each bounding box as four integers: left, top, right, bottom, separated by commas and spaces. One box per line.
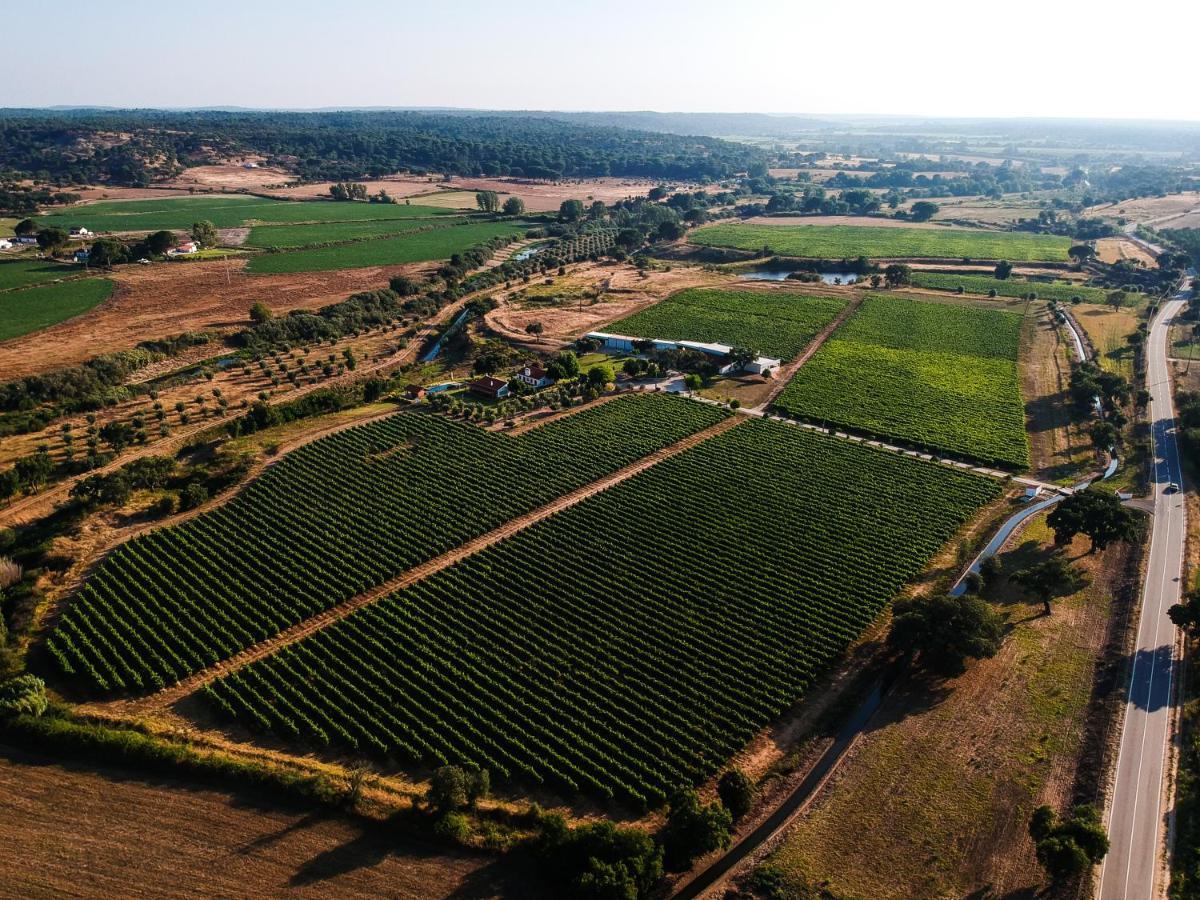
5, 0, 1199, 122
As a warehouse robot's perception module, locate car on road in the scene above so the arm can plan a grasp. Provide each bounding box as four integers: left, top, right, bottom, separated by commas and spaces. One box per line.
1166, 482, 1181, 493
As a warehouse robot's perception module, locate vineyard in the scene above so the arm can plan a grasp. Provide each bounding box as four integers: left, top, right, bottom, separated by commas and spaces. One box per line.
48, 395, 729, 692
36, 196, 462, 233
775, 296, 1030, 468
909, 271, 1108, 303
606, 288, 847, 359
206, 418, 1000, 807
245, 221, 528, 274
244, 217, 471, 249
689, 223, 1072, 261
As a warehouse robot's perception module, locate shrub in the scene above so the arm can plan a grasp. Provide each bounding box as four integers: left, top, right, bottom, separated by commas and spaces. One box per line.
432, 811, 470, 843
717, 769, 755, 823
0, 675, 48, 718
661, 788, 732, 871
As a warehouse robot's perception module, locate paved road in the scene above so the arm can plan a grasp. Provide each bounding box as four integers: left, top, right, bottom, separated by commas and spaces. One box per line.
1100, 290, 1189, 900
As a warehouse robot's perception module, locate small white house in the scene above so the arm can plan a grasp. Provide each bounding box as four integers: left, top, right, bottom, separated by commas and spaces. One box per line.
0, 239, 12, 251
69, 226, 92, 239
168, 240, 200, 256
516, 363, 555, 389
584, 331, 779, 377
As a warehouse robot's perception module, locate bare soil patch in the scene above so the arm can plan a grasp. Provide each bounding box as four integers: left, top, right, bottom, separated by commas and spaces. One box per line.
1095, 236, 1159, 267
0, 257, 432, 380
1022, 308, 1095, 484
0, 745, 505, 899
1088, 192, 1200, 226
160, 160, 294, 192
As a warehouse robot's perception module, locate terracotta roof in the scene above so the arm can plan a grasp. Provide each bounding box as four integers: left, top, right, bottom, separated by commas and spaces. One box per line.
470, 376, 507, 391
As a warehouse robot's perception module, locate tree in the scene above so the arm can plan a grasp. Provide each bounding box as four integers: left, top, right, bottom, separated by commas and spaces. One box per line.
502, 196, 525, 216
683, 373, 703, 391
728, 347, 755, 371
994, 260, 1013, 280
144, 230, 175, 256
657, 220, 685, 241
909, 201, 939, 222
14, 218, 37, 237
884, 263, 912, 287
1068, 244, 1095, 267
536, 818, 662, 900
1088, 420, 1119, 452
1011, 556, 1086, 616
888, 594, 1004, 676
1046, 488, 1141, 552
249, 301, 273, 324
1029, 805, 1109, 883
37, 227, 69, 253
525, 321, 544, 342
717, 769, 755, 823
89, 238, 128, 268
661, 788, 732, 871
1169, 590, 1200, 634
1106, 290, 1129, 311
559, 199, 585, 222
587, 363, 614, 388
191, 220, 218, 248
99, 420, 133, 452
475, 191, 500, 213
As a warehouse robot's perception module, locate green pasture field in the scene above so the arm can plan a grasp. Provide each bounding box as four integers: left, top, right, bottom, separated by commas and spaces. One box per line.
0, 258, 84, 291
689, 223, 1072, 261
243, 217, 469, 250
245, 221, 528, 274
606, 287, 846, 359
0, 278, 115, 341
909, 271, 1108, 303
776, 295, 1030, 468
37, 196, 464, 234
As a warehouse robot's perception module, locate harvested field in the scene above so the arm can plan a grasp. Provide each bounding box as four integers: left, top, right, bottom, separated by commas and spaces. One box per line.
1073, 302, 1140, 381
0, 745, 505, 899
1095, 236, 1158, 267
1087, 191, 1200, 226
0, 257, 431, 380
161, 160, 294, 192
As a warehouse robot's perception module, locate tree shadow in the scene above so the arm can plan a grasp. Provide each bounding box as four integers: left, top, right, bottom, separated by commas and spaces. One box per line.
288, 828, 405, 887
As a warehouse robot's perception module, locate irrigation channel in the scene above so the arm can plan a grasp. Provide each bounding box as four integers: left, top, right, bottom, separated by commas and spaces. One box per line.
673, 300, 1113, 897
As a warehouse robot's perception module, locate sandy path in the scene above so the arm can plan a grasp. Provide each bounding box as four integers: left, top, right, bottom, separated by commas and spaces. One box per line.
97, 415, 742, 716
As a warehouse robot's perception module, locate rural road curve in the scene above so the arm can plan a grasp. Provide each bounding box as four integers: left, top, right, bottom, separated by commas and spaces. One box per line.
1099, 290, 1190, 900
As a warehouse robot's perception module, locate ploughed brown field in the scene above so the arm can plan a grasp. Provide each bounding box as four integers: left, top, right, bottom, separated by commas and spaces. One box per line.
0, 746, 507, 899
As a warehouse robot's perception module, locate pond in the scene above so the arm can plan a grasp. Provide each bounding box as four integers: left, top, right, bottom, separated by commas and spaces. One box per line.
737, 269, 859, 285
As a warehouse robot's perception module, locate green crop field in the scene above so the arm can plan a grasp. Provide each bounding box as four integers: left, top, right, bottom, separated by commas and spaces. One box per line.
243, 217, 470, 249
48, 395, 729, 693
690, 224, 1072, 261
37, 196, 463, 233
0, 258, 83, 291
605, 288, 846, 359
245, 221, 528, 273
909, 271, 1108, 303
0, 278, 115, 341
775, 296, 1030, 468
204, 419, 1000, 807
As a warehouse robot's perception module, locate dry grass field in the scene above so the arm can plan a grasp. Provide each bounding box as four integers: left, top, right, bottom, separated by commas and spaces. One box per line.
759, 518, 1134, 898
1087, 191, 1200, 226
0, 257, 433, 380
1095, 236, 1159, 267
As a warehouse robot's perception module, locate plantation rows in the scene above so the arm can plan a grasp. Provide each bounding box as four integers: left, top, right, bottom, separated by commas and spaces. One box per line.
49, 394, 729, 692
207, 419, 1001, 807
609, 288, 846, 359
909, 271, 1107, 304
776, 296, 1031, 468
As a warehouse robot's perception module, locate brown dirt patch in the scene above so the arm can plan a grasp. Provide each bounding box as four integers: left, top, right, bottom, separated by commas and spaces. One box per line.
160, 160, 294, 192
0, 257, 432, 380
1096, 236, 1158, 267
0, 745, 504, 899
1088, 192, 1200, 226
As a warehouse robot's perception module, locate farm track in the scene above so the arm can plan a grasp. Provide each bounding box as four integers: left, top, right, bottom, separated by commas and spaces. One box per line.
94, 414, 743, 715
756, 294, 863, 411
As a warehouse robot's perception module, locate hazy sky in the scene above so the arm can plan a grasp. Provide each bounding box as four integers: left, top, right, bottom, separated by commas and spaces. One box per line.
6, 0, 1198, 121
